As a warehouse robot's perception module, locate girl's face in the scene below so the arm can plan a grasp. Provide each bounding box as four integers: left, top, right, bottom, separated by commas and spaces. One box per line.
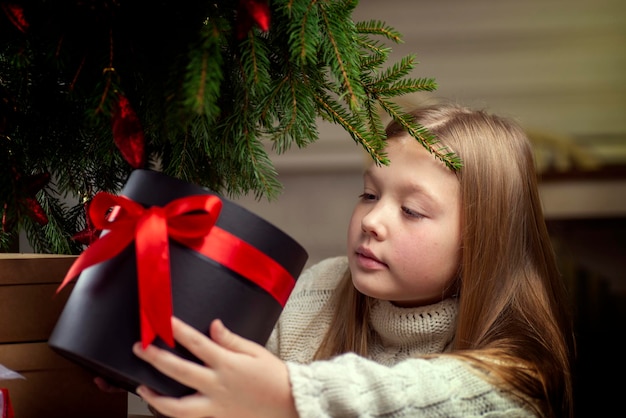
347, 133, 462, 307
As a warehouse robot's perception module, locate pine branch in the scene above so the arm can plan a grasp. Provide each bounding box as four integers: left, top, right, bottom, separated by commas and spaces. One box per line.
355, 19, 403, 43
378, 99, 463, 170
182, 28, 224, 117
280, 0, 320, 64
314, 91, 388, 165
317, 1, 365, 112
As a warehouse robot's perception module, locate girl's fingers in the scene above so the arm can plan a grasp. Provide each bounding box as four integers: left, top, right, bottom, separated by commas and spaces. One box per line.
209, 318, 263, 355
132, 317, 256, 399
169, 316, 225, 365
132, 341, 215, 391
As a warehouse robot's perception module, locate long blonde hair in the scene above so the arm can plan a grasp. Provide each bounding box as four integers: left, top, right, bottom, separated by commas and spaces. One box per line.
314, 103, 575, 418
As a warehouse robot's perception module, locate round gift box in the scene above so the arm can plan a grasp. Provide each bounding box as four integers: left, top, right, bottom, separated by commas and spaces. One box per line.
48, 169, 308, 397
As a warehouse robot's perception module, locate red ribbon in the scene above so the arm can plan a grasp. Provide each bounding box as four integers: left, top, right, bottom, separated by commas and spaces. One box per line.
58, 192, 296, 348
1, 388, 15, 418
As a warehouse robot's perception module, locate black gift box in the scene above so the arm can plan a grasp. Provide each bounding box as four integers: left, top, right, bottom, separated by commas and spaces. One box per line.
48, 169, 308, 397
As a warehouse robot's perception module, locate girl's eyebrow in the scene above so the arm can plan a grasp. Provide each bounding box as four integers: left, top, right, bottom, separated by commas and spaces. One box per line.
363, 170, 441, 208
405, 182, 440, 208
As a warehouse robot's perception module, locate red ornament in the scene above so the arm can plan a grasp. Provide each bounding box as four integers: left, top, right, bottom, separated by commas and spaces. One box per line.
112, 94, 146, 169
2, 169, 50, 232
2, 202, 12, 233
1, 3, 29, 33
24, 196, 48, 225
72, 198, 102, 246
236, 0, 271, 39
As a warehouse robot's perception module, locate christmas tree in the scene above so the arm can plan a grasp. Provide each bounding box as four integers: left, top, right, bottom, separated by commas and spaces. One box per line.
0, 0, 458, 254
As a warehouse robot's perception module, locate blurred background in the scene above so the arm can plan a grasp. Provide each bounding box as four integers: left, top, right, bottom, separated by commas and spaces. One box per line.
235, 0, 626, 263
229, 0, 626, 416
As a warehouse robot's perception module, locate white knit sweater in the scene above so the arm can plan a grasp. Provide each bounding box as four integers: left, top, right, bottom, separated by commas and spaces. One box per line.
266, 256, 534, 417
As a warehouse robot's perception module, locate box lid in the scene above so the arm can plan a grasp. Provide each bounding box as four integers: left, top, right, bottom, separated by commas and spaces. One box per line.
0, 254, 77, 285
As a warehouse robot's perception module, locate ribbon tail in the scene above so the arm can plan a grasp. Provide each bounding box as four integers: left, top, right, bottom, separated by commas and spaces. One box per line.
136, 209, 174, 348
57, 231, 133, 294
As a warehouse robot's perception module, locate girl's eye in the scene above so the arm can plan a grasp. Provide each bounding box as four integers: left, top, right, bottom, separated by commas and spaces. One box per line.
402, 206, 424, 219
358, 192, 377, 201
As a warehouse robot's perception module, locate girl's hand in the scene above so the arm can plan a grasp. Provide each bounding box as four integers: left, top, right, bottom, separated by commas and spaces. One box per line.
132, 317, 298, 418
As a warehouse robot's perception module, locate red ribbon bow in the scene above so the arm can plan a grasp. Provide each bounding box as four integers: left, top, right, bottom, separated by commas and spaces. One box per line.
58, 192, 296, 348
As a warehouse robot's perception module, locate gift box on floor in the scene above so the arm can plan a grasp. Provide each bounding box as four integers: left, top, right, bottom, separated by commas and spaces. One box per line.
49, 169, 308, 397
0, 254, 127, 418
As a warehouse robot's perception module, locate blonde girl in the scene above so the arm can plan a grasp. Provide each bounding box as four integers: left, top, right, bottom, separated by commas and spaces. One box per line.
131, 103, 575, 418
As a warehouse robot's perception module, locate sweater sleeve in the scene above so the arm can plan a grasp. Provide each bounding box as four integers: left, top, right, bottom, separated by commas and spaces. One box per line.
286, 353, 533, 418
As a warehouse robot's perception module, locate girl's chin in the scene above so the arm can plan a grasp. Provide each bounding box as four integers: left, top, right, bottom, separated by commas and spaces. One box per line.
351, 277, 443, 307
351, 276, 393, 301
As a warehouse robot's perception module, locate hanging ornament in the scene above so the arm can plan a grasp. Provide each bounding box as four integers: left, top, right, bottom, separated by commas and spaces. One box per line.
72, 197, 101, 246
1, 3, 29, 33
2, 168, 50, 232
112, 93, 146, 169
236, 0, 271, 39
17, 170, 49, 226
1, 202, 12, 233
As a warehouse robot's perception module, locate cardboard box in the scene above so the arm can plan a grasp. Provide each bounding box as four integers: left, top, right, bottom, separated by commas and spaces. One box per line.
0, 254, 127, 417
0, 342, 127, 418
0, 254, 77, 343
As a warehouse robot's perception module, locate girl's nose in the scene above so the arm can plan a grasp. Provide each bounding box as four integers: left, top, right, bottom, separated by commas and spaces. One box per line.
361, 205, 387, 239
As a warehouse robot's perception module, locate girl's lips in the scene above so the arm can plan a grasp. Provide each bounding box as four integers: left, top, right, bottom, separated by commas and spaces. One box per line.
355, 248, 387, 269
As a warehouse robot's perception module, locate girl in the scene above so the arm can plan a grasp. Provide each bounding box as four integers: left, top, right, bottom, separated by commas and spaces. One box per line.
131, 103, 576, 417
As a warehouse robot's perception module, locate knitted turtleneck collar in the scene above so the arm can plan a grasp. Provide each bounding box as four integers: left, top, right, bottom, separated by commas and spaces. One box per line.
368, 297, 458, 364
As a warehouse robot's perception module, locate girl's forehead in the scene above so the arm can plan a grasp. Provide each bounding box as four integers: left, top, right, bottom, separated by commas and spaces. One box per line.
367, 139, 460, 191
383, 135, 453, 169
